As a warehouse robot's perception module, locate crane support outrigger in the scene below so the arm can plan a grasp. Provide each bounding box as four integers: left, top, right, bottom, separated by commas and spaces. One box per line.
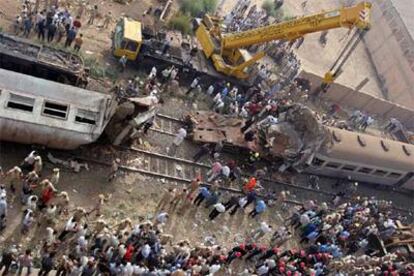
195, 2, 372, 79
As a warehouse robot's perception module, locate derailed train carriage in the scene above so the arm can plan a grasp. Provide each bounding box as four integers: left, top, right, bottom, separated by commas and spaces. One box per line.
308, 127, 414, 190
0, 69, 117, 149
188, 108, 414, 191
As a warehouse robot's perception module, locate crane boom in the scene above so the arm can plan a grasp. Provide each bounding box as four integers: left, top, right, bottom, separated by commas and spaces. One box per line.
222, 2, 372, 50
195, 2, 372, 79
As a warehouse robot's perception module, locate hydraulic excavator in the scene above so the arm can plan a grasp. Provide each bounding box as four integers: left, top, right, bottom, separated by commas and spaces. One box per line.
194, 1, 372, 79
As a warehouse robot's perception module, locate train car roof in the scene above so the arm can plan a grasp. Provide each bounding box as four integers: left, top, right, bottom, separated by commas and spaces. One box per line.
322, 126, 414, 172
0, 69, 112, 110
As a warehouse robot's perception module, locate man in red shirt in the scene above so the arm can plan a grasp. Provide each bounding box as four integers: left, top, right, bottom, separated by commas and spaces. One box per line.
73, 16, 82, 30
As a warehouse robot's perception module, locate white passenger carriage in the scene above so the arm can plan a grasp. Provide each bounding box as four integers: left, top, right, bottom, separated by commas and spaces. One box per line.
0, 69, 117, 149
308, 127, 414, 190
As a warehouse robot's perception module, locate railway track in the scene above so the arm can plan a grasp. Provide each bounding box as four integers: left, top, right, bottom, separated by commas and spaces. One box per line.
77, 146, 413, 217
150, 113, 185, 136
147, 113, 414, 212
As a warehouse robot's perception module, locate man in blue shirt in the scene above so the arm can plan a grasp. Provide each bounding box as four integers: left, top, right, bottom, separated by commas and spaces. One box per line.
249, 199, 266, 218
193, 187, 210, 206
64, 27, 77, 47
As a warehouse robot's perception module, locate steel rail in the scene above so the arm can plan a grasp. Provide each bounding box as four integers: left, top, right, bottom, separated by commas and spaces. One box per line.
76, 146, 412, 215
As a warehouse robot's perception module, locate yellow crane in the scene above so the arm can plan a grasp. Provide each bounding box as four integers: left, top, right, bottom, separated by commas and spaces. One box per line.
195, 2, 372, 79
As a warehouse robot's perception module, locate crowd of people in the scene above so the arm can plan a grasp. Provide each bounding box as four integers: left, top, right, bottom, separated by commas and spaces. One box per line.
12, 1, 113, 52
0, 146, 412, 275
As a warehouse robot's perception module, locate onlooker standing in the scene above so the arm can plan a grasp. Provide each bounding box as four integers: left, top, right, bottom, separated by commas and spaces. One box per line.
65, 27, 77, 47
17, 249, 33, 275
73, 16, 82, 30
23, 15, 33, 38
249, 199, 266, 218
74, 34, 83, 52
47, 22, 57, 42
37, 16, 46, 41
0, 246, 17, 275
88, 5, 98, 25
39, 252, 56, 276
119, 55, 128, 72
209, 202, 225, 221
169, 127, 187, 156
0, 195, 7, 231
56, 22, 66, 43
103, 12, 113, 29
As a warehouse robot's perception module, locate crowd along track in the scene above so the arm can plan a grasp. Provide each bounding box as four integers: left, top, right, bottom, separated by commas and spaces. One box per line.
75, 145, 413, 217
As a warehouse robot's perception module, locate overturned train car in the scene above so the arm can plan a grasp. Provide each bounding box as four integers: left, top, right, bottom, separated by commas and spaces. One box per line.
0, 69, 117, 149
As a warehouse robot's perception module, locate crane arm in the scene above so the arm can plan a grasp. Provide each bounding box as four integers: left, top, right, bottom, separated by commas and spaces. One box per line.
221, 2, 372, 50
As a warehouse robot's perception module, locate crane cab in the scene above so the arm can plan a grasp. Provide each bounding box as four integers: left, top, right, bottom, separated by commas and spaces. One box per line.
113, 18, 143, 61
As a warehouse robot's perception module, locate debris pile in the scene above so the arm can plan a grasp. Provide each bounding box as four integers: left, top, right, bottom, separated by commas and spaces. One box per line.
189, 104, 330, 171
259, 104, 329, 171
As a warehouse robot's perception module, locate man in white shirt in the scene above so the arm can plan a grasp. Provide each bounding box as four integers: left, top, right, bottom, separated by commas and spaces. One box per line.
251, 221, 272, 241
186, 77, 200, 94
209, 203, 225, 221
169, 128, 187, 156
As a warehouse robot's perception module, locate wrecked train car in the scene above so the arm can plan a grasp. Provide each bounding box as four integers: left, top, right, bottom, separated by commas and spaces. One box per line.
0, 33, 88, 87
188, 106, 414, 190
0, 69, 117, 149
104, 96, 159, 146
309, 126, 414, 190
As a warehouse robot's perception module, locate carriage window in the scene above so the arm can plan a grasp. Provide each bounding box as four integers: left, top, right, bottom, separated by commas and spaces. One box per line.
75, 109, 97, 125
388, 172, 402, 179
342, 165, 357, 172
358, 167, 373, 174
325, 162, 341, 169
311, 157, 325, 167
42, 101, 68, 119
6, 93, 35, 112
373, 170, 388, 177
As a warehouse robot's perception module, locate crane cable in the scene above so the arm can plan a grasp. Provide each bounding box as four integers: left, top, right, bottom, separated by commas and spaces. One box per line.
331, 28, 366, 78
322, 28, 366, 92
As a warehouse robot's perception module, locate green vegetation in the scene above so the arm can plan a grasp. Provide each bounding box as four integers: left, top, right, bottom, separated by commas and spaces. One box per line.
169, 0, 218, 34
168, 14, 192, 34
180, 0, 218, 17
262, 0, 285, 19
84, 57, 119, 81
